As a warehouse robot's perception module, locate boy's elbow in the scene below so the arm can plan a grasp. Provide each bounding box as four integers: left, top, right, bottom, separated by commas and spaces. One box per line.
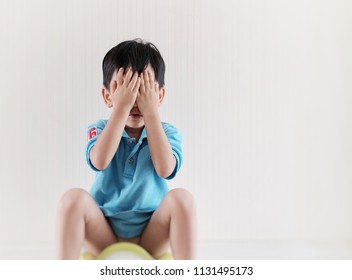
155, 164, 175, 179
90, 156, 109, 171
93, 161, 108, 171
156, 169, 171, 178
89, 147, 109, 171
155, 156, 177, 178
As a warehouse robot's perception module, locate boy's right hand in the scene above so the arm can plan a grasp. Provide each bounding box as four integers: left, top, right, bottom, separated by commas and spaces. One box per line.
109, 67, 141, 112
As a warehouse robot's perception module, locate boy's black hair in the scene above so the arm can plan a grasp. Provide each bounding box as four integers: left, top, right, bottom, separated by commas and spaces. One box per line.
102, 38, 165, 89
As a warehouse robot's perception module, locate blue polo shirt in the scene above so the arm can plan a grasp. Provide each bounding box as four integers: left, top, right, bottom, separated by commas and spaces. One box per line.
85, 119, 183, 238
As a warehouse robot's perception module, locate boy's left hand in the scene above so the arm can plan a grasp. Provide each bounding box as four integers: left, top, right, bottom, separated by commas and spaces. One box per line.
137, 70, 160, 117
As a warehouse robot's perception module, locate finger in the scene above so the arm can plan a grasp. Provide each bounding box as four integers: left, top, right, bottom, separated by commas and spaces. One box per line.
133, 77, 141, 94
116, 67, 124, 86
154, 82, 160, 100
109, 69, 118, 92
143, 70, 150, 90
123, 67, 133, 86
111, 80, 117, 94
148, 70, 154, 88
155, 82, 159, 94
128, 71, 139, 90
140, 74, 146, 93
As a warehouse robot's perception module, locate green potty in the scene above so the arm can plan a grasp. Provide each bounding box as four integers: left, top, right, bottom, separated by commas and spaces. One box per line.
80, 242, 173, 260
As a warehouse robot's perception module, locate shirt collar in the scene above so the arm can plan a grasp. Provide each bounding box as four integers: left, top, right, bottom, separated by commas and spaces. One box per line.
122, 127, 147, 142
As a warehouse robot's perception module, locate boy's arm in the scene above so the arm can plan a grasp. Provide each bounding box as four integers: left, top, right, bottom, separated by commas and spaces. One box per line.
90, 68, 140, 170
138, 70, 176, 178
89, 108, 129, 170
144, 112, 176, 178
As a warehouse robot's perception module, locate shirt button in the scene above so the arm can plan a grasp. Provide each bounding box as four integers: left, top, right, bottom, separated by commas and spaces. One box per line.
128, 139, 132, 144
128, 157, 134, 164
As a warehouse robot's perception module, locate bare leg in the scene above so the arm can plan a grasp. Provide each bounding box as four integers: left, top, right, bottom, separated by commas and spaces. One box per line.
55, 188, 118, 259
139, 188, 197, 260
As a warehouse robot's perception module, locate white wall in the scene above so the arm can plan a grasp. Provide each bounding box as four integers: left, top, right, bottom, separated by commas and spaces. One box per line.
0, 0, 351, 259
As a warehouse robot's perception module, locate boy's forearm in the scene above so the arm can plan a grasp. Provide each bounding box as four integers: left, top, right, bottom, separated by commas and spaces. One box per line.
143, 112, 176, 178
90, 108, 129, 170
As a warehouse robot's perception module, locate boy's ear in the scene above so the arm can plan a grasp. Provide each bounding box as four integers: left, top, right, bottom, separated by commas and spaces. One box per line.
158, 87, 166, 105
101, 87, 113, 108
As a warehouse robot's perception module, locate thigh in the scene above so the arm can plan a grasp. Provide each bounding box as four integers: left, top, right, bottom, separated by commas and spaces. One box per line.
139, 195, 172, 258
81, 191, 118, 255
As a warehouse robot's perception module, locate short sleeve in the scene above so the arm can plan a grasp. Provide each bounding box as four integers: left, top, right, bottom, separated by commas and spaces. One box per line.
85, 119, 107, 171
162, 123, 183, 180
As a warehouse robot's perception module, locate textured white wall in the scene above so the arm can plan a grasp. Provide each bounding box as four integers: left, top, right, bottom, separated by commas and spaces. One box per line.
0, 0, 351, 258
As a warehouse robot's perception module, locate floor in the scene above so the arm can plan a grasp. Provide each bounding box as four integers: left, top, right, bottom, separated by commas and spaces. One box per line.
1, 240, 352, 260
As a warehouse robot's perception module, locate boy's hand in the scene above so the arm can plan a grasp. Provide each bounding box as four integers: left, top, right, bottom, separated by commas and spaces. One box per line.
110, 67, 140, 112
137, 70, 160, 117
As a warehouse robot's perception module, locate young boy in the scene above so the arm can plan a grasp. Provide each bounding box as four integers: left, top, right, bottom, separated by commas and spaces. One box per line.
56, 39, 196, 260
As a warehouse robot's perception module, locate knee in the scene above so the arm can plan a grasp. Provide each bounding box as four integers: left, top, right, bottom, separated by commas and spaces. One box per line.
57, 188, 89, 215
166, 188, 196, 214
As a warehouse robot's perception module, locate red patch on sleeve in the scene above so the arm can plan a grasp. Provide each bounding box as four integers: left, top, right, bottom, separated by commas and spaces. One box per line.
88, 127, 97, 140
